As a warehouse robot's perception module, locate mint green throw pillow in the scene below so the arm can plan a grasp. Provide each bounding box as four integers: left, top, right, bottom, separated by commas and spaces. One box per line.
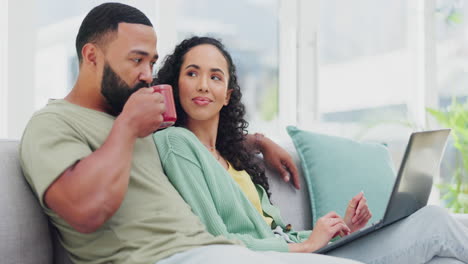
287, 126, 396, 227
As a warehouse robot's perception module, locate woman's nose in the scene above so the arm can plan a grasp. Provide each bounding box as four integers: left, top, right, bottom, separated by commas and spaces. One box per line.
197, 86, 208, 92
197, 78, 209, 92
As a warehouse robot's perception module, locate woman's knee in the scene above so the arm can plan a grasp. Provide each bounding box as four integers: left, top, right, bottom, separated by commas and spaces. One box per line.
412, 205, 451, 226
418, 205, 449, 216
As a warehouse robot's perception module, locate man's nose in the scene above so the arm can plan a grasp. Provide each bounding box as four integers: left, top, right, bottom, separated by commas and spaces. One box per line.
139, 67, 153, 84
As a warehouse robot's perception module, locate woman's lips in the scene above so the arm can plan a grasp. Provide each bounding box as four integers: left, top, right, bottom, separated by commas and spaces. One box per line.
192, 97, 213, 106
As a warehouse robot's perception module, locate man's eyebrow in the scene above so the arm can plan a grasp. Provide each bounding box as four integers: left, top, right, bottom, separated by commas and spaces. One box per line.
129, 50, 159, 60
185, 64, 225, 75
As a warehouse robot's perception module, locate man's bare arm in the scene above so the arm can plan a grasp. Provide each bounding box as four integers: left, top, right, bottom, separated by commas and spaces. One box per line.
245, 133, 300, 189
45, 88, 165, 233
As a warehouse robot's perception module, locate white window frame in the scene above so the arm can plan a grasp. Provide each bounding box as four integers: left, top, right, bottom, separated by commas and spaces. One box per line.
277, 0, 320, 130
278, 0, 298, 129
296, 0, 319, 125
407, 0, 438, 129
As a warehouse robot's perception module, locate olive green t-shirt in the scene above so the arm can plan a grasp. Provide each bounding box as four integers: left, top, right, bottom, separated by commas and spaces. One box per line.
20, 99, 239, 264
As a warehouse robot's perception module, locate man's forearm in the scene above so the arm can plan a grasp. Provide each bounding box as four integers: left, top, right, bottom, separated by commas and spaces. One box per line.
244, 133, 266, 153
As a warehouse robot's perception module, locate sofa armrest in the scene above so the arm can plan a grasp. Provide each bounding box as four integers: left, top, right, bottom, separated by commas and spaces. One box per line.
0, 140, 54, 263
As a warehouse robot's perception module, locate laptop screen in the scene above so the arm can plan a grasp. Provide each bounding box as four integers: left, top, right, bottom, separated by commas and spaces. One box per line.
382, 129, 450, 225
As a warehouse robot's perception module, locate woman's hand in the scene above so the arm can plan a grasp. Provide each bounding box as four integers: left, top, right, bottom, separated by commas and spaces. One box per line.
253, 134, 300, 189
289, 212, 350, 253
344, 192, 372, 233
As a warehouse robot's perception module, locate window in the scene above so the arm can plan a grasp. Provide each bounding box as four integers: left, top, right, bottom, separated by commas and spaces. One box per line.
434, 0, 468, 191
436, 0, 468, 107
155, 0, 281, 133
30, 0, 283, 135
315, 0, 412, 139
4, 0, 464, 145
34, 0, 155, 109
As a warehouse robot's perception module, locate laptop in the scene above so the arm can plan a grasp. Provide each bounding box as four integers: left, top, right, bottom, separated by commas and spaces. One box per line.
315, 129, 451, 254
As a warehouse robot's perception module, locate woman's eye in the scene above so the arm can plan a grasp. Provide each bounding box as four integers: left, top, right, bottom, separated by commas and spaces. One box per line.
133, 58, 142, 63
187, 72, 197, 77
212, 75, 221, 81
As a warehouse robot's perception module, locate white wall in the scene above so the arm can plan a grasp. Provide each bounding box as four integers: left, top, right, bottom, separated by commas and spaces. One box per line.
0, 0, 8, 138
6, 1, 37, 139
1, 0, 161, 140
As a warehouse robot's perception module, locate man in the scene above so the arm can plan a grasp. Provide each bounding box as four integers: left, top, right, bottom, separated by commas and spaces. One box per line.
20, 3, 361, 264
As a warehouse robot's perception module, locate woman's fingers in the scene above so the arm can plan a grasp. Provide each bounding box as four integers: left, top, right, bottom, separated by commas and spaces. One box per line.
353, 197, 370, 223
355, 211, 372, 227
348, 192, 363, 211
331, 223, 351, 238
346, 192, 364, 224
324, 211, 341, 219
328, 217, 350, 233
318, 214, 349, 229
356, 196, 367, 215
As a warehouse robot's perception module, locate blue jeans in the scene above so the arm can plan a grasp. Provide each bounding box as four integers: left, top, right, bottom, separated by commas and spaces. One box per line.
157, 206, 467, 264
157, 245, 363, 264
327, 206, 468, 264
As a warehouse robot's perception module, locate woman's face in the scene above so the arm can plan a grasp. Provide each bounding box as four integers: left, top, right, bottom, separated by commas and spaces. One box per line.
178, 44, 232, 125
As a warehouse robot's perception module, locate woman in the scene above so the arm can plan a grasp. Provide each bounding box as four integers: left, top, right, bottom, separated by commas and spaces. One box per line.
153, 36, 468, 263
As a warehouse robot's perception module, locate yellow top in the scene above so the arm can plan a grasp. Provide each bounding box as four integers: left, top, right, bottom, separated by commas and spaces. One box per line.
227, 163, 274, 227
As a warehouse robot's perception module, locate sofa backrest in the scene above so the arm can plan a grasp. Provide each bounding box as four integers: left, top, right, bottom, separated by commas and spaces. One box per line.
0, 140, 72, 264
1, 137, 312, 264
266, 139, 313, 231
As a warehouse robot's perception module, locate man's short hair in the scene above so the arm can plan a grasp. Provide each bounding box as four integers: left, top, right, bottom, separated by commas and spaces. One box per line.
75, 2, 153, 63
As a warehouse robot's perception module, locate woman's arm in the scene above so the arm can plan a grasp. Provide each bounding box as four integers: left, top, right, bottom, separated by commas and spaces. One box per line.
155, 128, 351, 253
154, 128, 289, 252
162, 152, 290, 252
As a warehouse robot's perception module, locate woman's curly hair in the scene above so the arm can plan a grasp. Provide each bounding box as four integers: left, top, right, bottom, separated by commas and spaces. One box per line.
154, 36, 270, 197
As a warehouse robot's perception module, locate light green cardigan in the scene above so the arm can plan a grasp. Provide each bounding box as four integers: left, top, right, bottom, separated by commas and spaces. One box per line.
153, 127, 311, 252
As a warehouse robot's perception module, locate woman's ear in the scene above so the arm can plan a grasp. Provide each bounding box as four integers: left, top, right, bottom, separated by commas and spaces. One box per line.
224, 89, 233, 106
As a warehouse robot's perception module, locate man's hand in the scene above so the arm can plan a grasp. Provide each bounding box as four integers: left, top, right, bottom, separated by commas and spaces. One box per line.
256, 135, 300, 189
344, 192, 372, 233
119, 87, 166, 138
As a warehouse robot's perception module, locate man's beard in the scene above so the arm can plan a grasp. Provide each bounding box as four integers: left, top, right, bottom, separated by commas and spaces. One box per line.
101, 62, 149, 115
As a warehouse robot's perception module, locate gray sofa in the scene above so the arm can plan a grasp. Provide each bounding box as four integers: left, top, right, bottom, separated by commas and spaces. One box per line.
0, 139, 312, 264
1, 138, 467, 264
0, 140, 73, 264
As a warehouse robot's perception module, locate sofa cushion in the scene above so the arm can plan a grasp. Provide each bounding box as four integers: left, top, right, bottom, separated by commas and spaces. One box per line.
286, 126, 396, 227
0, 140, 53, 264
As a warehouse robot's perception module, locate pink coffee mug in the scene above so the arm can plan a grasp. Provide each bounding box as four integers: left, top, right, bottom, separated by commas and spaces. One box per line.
151, 84, 177, 129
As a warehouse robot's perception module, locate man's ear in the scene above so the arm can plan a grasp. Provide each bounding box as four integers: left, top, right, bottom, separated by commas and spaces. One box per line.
81, 43, 99, 66
224, 89, 233, 106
